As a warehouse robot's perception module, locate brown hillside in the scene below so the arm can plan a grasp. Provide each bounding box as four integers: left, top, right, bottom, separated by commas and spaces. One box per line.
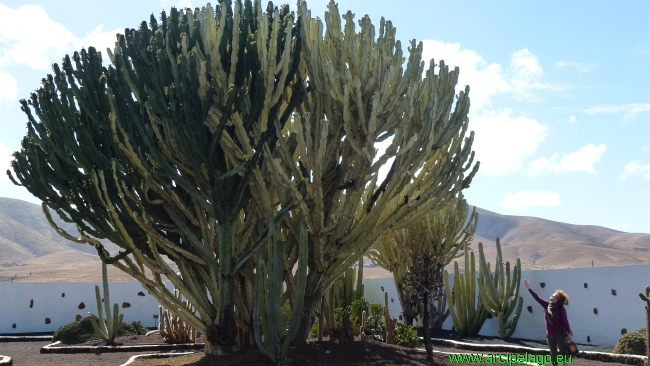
2, 198, 650, 281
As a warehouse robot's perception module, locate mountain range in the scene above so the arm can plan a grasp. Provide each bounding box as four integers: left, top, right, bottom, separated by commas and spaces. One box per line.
1, 197, 650, 282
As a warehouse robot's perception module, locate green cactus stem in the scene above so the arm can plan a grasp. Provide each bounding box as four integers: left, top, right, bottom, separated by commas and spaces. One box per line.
384, 292, 397, 344
360, 310, 368, 341
443, 245, 489, 336
253, 215, 308, 365
477, 238, 523, 339
639, 286, 650, 365
89, 261, 124, 345
159, 287, 197, 343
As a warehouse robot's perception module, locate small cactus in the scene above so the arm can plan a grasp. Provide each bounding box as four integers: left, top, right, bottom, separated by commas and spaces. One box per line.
359, 310, 368, 342
638, 286, 650, 364
89, 261, 123, 345
384, 292, 397, 344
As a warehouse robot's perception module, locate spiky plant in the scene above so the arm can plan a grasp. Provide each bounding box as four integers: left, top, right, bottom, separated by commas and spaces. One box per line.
477, 238, 523, 339
89, 261, 124, 345
266, 0, 479, 342
443, 245, 490, 336
638, 286, 650, 365
368, 192, 477, 326
8, 1, 303, 355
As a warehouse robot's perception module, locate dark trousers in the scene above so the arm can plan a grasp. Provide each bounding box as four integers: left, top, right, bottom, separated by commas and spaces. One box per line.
546, 333, 569, 365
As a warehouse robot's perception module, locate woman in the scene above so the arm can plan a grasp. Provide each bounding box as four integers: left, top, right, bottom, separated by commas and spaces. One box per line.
523, 279, 573, 366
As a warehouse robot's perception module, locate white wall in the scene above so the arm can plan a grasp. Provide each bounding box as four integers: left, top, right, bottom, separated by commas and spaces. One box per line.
2, 264, 649, 346
0, 282, 169, 334
363, 263, 650, 346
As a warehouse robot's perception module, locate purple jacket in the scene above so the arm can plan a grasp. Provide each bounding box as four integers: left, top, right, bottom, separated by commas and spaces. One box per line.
528, 288, 571, 335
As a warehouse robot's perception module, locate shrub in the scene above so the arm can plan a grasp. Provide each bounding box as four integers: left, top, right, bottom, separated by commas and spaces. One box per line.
52, 316, 143, 344
394, 322, 419, 348
131, 321, 148, 335
613, 328, 647, 356
310, 322, 319, 339
364, 303, 386, 342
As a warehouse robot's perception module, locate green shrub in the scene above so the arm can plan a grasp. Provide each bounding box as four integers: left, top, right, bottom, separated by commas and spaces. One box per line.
52, 316, 143, 344
613, 328, 647, 356
363, 303, 386, 342
310, 322, 319, 339
131, 321, 149, 335
394, 322, 419, 348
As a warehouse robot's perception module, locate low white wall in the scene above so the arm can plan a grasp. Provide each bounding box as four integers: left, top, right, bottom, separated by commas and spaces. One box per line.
0, 282, 169, 334
363, 263, 650, 346
2, 263, 648, 346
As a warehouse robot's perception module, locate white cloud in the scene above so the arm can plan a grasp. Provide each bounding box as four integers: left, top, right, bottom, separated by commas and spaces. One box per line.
0, 4, 121, 70
508, 48, 565, 101
160, 0, 194, 9
642, 146, 650, 152
421, 40, 508, 111
76, 25, 122, 61
469, 109, 548, 176
500, 190, 561, 210
567, 115, 577, 124
0, 69, 18, 101
421, 43, 564, 109
620, 160, 650, 181
525, 143, 607, 176
583, 103, 650, 119
556, 61, 598, 73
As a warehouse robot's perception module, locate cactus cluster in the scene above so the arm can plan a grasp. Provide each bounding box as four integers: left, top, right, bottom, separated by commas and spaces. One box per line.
384, 292, 398, 345
368, 193, 477, 327
158, 288, 197, 343
444, 245, 489, 336
253, 216, 308, 365
477, 238, 523, 339
8, 0, 479, 352
89, 261, 124, 345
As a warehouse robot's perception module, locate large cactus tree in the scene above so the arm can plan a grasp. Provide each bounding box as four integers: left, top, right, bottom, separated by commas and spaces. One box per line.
265, 1, 480, 343
7, 1, 303, 355
367, 192, 477, 327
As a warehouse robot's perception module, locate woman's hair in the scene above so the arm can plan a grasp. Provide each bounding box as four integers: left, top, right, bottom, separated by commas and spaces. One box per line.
555, 290, 569, 305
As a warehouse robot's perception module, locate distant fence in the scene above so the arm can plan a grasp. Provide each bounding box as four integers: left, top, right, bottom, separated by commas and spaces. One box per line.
2, 264, 649, 346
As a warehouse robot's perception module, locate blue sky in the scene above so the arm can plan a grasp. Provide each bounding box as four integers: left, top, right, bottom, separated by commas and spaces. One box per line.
1, 0, 649, 233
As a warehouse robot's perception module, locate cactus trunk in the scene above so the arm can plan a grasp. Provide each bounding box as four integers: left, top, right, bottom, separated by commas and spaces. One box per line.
254, 216, 308, 365
423, 291, 434, 362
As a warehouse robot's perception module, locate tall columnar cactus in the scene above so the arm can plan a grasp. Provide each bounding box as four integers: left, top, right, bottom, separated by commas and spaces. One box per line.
443, 245, 489, 336
89, 261, 124, 345
253, 216, 308, 365
8, 0, 303, 356
477, 238, 523, 339
323, 259, 364, 332
638, 286, 650, 365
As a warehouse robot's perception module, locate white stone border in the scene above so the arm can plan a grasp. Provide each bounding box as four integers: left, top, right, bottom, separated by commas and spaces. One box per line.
120, 351, 198, 366
40, 340, 205, 354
